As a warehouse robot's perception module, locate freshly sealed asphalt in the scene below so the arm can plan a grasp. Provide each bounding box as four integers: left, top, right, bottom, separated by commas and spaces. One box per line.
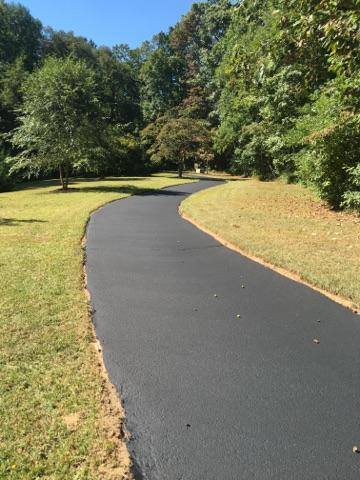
86, 179, 360, 480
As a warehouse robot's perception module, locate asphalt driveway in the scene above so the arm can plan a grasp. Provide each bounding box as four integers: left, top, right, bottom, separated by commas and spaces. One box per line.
86, 179, 360, 480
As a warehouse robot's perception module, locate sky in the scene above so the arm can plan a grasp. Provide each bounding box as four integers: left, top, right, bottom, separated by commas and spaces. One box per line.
19, 0, 195, 48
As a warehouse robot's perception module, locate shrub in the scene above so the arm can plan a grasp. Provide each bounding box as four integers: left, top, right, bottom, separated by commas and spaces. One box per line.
342, 164, 360, 212
295, 117, 360, 209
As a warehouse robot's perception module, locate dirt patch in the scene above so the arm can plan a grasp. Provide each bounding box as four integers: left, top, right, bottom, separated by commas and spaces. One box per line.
63, 412, 82, 431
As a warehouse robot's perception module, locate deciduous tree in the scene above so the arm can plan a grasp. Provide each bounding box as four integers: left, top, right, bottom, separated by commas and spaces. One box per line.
10, 57, 101, 190
148, 116, 213, 177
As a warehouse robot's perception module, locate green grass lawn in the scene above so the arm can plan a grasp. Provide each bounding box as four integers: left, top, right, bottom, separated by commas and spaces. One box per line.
0, 175, 194, 480
181, 179, 360, 310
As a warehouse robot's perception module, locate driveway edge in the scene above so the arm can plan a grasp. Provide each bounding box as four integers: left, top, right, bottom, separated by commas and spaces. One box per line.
179, 209, 358, 315
82, 230, 133, 479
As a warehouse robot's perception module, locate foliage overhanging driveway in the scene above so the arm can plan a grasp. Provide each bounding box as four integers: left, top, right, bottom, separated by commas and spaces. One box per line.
86, 180, 360, 480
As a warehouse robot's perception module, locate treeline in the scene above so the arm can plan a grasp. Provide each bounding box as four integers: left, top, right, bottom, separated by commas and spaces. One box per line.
0, 0, 359, 210
215, 0, 360, 211
0, 0, 145, 189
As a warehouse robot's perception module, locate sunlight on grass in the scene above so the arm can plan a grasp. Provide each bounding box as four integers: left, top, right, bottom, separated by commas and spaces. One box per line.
0, 175, 194, 480
181, 179, 360, 310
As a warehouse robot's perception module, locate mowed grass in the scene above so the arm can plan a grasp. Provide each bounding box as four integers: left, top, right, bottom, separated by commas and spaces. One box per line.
181, 179, 360, 310
0, 175, 194, 480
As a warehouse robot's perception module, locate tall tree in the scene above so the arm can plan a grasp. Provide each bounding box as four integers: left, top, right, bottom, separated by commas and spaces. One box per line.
10, 57, 102, 190
0, 1, 43, 188
140, 33, 185, 122
96, 46, 140, 125
0, 0, 42, 69
41, 28, 98, 66
170, 0, 233, 120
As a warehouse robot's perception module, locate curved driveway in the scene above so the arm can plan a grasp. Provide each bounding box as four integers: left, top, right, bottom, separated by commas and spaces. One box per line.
86, 179, 360, 480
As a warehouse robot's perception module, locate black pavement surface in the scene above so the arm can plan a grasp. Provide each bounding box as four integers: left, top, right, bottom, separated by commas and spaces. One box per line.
86, 179, 360, 480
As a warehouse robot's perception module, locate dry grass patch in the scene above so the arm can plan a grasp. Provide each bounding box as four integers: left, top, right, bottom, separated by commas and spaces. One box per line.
181, 179, 360, 310
0, 175, 194, 480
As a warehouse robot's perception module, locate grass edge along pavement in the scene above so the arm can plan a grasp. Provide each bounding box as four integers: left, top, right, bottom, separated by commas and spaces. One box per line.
0, 175, 195, 480
180, 179, 360, 313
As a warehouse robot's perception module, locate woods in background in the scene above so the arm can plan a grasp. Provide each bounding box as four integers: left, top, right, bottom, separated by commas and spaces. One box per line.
0, 0, 359, 210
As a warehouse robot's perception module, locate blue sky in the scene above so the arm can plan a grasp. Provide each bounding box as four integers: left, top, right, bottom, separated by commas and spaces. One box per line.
19, 0, 195, 48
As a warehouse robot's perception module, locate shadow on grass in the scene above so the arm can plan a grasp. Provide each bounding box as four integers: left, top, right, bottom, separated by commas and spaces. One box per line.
48, 185, 187, 196
14, 176, 148, 192
8, 174, 239, 193
188, 175, 226, 182
0, 218, 47, 226
189, 174, 250, 182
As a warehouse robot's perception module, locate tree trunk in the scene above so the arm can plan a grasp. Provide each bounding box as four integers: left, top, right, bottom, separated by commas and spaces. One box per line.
178, 159, 184, 178
59, 164, 69, 191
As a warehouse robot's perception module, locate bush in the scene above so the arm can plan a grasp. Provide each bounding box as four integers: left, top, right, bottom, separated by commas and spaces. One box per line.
342, 164, 360, 212
230, 123, 276, 180
285, 87, 360, 210
99, 128, 147, 176
295, 117, 360, 209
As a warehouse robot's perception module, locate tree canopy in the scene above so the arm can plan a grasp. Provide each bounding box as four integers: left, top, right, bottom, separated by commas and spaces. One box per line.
0, 0, 359, 209
146, 116, 213, 177
10, 57, 101, 190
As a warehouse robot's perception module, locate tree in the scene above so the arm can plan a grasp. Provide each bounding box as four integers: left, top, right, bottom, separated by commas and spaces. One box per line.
0, 0, 43, 185
113, 41, 153, 77
41, 28, 98, 66
0, 0, 42, 70
140, 33, 185, 122
10, 57, 101, 190
0, 57, 28, 134
96, 46, 140, 125
170, 0, 233, 121
148, 116, 213, 177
